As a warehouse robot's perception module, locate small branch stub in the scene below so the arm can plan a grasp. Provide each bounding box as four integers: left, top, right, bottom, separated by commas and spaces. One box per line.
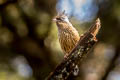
47, 18, 101, 80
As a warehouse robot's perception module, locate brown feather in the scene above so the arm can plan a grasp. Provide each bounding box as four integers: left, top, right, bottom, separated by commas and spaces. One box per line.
56, 21, 80, 55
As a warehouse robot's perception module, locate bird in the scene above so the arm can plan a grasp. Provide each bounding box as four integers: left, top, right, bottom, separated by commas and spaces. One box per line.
53, 11, 80, 57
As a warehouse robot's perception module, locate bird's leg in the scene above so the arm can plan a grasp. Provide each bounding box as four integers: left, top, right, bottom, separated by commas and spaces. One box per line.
64, 53, 69, 59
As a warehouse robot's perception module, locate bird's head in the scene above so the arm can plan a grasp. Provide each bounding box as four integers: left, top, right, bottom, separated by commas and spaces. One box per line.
53, 11, 70, 23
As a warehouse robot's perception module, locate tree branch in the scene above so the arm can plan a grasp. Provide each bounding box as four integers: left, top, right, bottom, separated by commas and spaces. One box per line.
47, 18, 101, 80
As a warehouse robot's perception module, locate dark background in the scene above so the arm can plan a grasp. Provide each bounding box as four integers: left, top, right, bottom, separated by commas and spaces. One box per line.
0, 0, 120, 80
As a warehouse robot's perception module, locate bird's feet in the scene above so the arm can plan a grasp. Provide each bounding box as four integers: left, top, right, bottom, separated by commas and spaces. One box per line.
64, 54, 69, 59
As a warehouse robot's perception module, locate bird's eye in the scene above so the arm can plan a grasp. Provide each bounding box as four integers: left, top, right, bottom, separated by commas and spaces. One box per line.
56, 18, 62, 21
56, 17, 66, 21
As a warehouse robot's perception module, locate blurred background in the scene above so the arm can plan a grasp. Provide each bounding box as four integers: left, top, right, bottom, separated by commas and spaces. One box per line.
0, 0, 120, 80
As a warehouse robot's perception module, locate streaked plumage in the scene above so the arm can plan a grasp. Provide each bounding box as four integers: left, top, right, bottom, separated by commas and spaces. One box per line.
53, 12, 80, 55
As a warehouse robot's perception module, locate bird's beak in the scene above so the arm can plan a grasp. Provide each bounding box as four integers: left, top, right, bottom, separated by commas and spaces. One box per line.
52, 18, 57, 22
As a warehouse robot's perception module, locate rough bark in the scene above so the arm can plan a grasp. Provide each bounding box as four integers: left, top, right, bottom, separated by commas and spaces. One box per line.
47, 18, 101, 80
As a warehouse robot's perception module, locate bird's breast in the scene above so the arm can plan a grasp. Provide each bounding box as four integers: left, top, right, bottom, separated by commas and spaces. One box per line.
58, 29, 80, 54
